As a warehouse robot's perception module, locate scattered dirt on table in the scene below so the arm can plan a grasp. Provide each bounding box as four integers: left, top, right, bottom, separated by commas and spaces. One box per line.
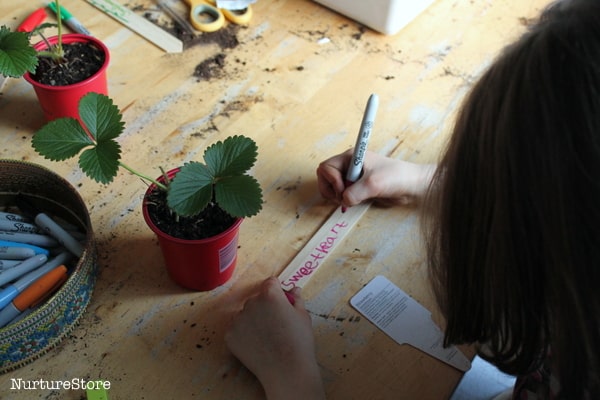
311, 312, 362, 323
219, 94, 264, 117
187, 93, 262, 135
143, 10, 192, 41
130, 2, 246, 85
189, 25, 245, 82
193, 53, 227, 81
276, 176, 302, 194
351, 26, 367, 40
290, 23, 371, 54
187, 25, 241, 50
134, 2, 241, 50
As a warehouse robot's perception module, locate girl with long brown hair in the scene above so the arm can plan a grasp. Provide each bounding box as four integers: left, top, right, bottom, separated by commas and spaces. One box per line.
225, 1, 600, 398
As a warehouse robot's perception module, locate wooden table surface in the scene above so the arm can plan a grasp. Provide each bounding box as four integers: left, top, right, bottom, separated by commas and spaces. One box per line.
0, 0, 549, 398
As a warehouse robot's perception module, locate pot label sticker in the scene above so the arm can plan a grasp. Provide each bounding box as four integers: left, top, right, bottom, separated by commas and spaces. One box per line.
350, 275, 471, 372
218, 235, 239, 273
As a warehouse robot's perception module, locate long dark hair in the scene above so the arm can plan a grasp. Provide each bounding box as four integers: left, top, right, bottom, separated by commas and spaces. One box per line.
424, 0, 600, 397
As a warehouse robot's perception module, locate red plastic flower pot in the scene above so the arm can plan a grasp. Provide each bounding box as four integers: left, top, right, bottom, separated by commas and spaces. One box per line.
142, 169, 243, 291
24, 34, 110, 121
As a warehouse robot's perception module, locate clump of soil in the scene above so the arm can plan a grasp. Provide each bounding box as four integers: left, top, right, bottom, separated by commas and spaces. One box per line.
188, 25, 240, 50
189, 25, 242, 81
352, 26, 367, 40
32, 42, 105, 86
193, 53, 226, 81
145, 187, 236, 240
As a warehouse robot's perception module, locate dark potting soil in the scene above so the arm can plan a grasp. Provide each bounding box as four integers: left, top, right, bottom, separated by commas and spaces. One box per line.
190, 25, 240, 50
193, 53, 227, 81
145, 188, 236, 240
31, 42, 105, 86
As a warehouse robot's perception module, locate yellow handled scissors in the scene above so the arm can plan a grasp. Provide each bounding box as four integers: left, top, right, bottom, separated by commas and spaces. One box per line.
183, 0, 252, 32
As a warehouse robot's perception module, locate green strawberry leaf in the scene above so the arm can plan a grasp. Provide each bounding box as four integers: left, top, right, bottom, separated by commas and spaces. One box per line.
0, 26, 38, 77
215, 175, 263, 218
167, 162, 215, 217
32, 118, 93, 161
79, 93, 125, 142
204, 135, 258, 177
78, 139, 121, 184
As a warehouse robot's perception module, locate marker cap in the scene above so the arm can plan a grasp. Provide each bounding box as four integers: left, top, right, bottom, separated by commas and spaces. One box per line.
48, 2, 73, 20
16, 7, 47, 32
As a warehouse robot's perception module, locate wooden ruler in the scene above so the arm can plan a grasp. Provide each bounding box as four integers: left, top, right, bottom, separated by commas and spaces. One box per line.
279, 202, 371, 290
86, 0, 183, 53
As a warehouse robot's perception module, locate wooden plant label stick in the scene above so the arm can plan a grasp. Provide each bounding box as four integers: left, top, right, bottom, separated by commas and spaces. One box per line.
86, 0, 183, 53
279, 202, 371, 290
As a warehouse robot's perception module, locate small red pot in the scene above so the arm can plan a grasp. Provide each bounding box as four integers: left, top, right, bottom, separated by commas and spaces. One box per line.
24, 34, 110, 121
142, 169, 243, 291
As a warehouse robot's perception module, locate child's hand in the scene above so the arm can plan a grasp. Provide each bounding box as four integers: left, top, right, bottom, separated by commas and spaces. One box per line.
317, 150, 436, 208
225, 277, 325, 400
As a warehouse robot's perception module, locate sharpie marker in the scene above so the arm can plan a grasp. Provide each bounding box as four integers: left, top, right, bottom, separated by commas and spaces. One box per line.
0, 220, 40, 234
16, 7, 47, 32
48, 2, 92, 36
1, 211, 82, 237
35, 214, 84, 257
0, 212, 31, 223
0, 252, 71, 309
0, 260, 22, 270
342, 94, 379, 212
0, 254, 48, 287
0, 240, 50, 256
0, 265, 67, 328
0, 246, 36, 260
0, 231, 58, 248
16, 197, 84, 258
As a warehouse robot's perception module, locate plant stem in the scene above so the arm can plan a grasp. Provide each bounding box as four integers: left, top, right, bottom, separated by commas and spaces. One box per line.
118, 161, 168, 191
55, 0, 63, 56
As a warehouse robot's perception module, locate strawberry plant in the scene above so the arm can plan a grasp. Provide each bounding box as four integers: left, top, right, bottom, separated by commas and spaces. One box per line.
32, 92, 263, 219
0, 1, 68, 79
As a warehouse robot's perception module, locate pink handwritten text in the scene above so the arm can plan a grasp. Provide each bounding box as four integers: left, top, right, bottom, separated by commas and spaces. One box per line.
281, 221, 349, 289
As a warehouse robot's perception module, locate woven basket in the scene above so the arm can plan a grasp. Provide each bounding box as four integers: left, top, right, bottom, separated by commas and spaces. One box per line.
0, 160, 97, 374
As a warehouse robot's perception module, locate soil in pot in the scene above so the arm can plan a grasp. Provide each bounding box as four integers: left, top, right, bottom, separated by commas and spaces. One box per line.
31, 42, 106, 86
145, 188, 236, 240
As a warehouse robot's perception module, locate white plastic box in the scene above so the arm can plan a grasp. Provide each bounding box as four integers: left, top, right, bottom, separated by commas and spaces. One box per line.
313, 0, 436, 35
